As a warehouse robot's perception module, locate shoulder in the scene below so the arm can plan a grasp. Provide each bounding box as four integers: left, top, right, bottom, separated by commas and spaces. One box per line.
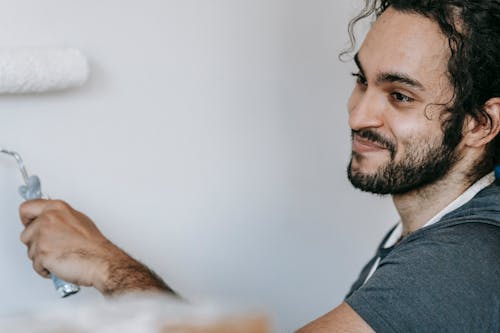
346, 222, 500, 332
409, 222, 500, 272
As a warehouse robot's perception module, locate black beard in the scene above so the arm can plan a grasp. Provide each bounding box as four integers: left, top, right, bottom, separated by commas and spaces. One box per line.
347, 131, 459, 195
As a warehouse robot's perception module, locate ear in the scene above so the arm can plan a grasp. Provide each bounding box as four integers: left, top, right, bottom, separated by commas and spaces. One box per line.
462, 98, 500, 148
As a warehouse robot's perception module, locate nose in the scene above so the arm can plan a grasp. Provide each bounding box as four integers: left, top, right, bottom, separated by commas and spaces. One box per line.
348, 89, 385, 131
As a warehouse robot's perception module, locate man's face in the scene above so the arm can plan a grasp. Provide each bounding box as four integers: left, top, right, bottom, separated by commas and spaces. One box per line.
347, 8, 459, 195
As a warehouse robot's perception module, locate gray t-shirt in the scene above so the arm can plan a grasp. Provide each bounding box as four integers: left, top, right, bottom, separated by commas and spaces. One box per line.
345, 183, 500, 332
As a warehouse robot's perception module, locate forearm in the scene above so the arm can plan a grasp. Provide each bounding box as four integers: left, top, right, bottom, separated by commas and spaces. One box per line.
19, 199, 178, 298
95, 243, 177, 297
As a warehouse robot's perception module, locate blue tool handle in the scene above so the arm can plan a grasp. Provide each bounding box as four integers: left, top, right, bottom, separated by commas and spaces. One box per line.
19, 175, 80, 298
51, 273, 80, 297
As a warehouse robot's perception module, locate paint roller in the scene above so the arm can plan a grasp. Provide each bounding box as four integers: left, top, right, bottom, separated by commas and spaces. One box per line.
0, 47, 89, 94
0, 47, 90, 297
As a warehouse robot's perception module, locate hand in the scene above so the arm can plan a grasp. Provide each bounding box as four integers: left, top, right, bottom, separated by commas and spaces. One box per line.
19, 199, 118, 290
19, 199, 175, 296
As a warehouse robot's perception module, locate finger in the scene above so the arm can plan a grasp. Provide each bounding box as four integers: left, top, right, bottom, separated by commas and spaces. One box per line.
32, 258, 51, 279
20, 220, 40, 246
27, 246, 33, 260
19, 199, 50, 227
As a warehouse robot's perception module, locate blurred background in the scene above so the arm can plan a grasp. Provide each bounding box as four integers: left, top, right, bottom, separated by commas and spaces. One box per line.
0, 1, 397, 331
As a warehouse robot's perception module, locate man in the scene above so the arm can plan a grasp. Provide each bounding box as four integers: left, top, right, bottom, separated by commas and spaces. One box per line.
18, 0, 500, 332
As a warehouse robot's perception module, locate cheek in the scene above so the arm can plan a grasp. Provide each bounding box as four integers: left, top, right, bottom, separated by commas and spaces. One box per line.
391, 121, 444, 157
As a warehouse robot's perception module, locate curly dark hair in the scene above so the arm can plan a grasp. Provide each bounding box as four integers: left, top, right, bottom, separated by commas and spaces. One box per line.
344, 0, 500, 178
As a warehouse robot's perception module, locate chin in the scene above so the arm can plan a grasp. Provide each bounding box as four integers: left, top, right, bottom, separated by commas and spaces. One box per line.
350, 153, 388, 174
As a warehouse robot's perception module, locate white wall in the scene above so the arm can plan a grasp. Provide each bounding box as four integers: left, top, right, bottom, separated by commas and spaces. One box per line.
0, 1, 398, 331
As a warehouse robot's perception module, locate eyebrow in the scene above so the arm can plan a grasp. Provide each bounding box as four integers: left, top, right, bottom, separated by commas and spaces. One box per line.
354, 52, 426, 92
377, 72, 426, 91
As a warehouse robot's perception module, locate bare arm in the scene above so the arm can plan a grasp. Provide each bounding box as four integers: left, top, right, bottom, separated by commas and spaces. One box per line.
296, 302, 374, 333
19, 199, 176, 297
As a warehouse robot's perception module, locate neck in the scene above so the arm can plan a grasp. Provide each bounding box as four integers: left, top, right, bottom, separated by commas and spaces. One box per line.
392, 167, 479, 236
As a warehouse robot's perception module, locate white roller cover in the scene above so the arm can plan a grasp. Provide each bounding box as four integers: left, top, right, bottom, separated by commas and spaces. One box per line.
0, 47, 89, 94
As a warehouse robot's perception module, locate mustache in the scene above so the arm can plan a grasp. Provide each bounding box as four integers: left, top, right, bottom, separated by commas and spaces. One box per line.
351, 129, 396, 156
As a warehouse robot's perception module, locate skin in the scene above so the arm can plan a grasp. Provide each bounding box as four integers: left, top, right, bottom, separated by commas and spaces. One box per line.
18, 7, 500, 332
19, 200, 174, 296
348, 7, 457, 235
348, 8, 500, 237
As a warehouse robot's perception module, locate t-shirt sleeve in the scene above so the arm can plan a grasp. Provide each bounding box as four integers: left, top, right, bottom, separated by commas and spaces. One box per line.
345, 224, 500, 333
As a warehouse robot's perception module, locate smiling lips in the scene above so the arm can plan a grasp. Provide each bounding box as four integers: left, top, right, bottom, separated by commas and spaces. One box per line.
352, 134, 388, 153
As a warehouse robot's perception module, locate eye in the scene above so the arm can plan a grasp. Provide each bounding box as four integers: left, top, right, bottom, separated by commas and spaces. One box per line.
391, 92, 414, 103
351, 72, 368, 86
